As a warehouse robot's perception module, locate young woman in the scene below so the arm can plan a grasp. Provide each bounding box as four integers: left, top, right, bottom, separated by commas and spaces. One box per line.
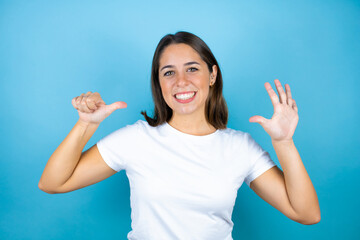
39, 31, 320, 239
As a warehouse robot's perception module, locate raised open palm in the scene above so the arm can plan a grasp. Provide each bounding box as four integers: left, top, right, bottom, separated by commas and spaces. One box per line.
249, 79, 299, 142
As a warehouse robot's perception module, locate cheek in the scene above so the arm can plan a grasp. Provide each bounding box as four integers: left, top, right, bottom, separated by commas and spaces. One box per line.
192, 74, 209, 86
200, 82, 211, 101
159, 81, 173, 101
195, 77, 210, 93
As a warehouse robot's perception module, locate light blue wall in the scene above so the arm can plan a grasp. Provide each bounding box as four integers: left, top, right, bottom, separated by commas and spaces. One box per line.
1, 0, 359, 239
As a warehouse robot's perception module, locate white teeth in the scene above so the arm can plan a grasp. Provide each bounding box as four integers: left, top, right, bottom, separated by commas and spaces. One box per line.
175, 92, 195, 100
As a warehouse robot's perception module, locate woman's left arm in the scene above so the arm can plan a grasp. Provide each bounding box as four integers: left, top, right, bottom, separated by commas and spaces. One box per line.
248, 79, 320, 225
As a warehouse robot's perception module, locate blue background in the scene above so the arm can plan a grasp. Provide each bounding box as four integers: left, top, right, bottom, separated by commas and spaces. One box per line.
1, 0, 359, 239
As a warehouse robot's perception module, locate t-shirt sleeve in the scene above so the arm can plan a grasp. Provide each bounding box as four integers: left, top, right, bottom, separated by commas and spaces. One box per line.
243, 133, 277, 187
96, 121, 140, 172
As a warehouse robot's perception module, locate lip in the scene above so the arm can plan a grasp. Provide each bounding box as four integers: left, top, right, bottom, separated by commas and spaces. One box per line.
173, 91, 197, 104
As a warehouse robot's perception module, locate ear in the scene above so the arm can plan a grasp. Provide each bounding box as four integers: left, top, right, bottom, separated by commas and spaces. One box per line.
210, 65, 218, 84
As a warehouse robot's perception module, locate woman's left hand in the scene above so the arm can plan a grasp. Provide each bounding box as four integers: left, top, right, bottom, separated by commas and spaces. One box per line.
249, 79, 299, 142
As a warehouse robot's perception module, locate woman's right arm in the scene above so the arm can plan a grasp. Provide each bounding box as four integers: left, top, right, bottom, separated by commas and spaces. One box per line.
38, 91, 127, 194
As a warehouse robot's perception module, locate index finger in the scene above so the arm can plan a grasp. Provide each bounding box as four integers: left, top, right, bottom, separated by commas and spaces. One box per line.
92, 92, 106, 105
264, 82, 280, 107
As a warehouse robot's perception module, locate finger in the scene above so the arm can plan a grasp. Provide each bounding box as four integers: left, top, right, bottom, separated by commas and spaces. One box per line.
79, 93, 93, 113
264, 82, 280, 107
84, 92, 98, 111
93, 92, 106, 106
249, 115, 269, 128
285, 84, 293, 106
108, 101, 128, 112
72, 97, 80, 110
97, 100, 106, 106
108, 102, 127, 114
274, 79, 287, 104
75, 94, 85, 111
249, 115, 266, 123
85, 99, 97, 112
292, 99, 298, 113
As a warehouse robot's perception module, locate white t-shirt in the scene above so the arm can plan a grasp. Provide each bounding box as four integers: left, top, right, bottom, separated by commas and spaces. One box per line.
96, 120, 276, 240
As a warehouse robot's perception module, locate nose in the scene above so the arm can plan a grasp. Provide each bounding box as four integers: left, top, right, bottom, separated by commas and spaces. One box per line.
175, 72, 189, 86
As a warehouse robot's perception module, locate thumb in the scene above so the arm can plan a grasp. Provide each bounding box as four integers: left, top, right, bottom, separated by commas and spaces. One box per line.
108, 101, 127, 112
249, 115, 268, 126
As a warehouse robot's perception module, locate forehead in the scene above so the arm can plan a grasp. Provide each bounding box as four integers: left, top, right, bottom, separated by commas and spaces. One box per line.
159, 43, 203, 66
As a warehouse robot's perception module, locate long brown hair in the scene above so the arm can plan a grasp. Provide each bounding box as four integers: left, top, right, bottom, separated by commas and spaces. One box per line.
141, 31, 228, 129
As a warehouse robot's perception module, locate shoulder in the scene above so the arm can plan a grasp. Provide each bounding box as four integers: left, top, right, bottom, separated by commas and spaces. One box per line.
133, 119, 161, 132
117, 119, 151, 130
105, 119, 144, 138
218, 126, 247, 138
99, 119, 157, 145
216, 127, 251, 147
125, 119, 169, 138
216, 127, 266, 155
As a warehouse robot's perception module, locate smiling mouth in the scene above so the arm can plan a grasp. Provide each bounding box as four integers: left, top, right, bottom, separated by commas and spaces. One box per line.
174, 91, 196, 100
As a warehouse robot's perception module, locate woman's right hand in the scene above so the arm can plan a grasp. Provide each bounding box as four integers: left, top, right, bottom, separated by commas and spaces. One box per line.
71, 91, 127, 124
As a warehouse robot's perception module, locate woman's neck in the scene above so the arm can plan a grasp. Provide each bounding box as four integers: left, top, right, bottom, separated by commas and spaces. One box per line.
167, 114, 217, 136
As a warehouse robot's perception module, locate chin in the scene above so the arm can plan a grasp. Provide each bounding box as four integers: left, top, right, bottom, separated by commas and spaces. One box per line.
166, 96, 205, 117
172, 106, 202, 116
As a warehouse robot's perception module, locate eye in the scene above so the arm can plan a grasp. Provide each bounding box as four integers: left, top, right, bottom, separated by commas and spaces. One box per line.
164, 71, 174, 76
188, 67, 198, 72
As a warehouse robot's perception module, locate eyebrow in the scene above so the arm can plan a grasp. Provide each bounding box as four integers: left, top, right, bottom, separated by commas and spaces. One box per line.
160, 61, 200, 72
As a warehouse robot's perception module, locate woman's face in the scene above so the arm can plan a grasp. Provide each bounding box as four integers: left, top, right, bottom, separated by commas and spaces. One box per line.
158, 43, 217, 119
